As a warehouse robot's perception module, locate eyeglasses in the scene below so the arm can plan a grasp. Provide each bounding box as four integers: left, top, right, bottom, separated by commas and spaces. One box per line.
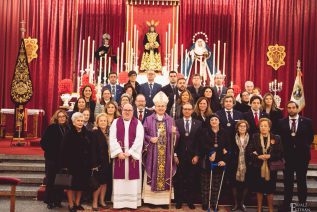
123, 109, 133, 112
183, 108, 192, 111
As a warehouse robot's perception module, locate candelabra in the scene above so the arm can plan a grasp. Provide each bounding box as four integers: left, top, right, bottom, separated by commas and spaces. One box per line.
269, 79, 283, 108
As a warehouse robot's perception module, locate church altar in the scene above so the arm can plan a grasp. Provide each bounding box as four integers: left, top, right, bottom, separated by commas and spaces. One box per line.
0, 109, 45, 139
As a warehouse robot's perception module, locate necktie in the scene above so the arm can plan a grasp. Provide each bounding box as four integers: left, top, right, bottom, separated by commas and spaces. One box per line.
149, 84, 153, 97
139, 110, 143, 121
254, 112, 259, 127
112, 85, 116, 99
185, 120, 190, 134
218, 87, 221, 96
226, 111, 234, 123
172, 85, 176, 94
291, 119, 296, 133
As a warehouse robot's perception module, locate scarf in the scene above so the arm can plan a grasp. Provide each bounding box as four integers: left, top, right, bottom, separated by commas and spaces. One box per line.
260, 134, 271, 181
235, 133, 249, 182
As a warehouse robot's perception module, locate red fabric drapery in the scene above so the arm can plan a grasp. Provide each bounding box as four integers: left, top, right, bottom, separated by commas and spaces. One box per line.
1, 0, 316, 131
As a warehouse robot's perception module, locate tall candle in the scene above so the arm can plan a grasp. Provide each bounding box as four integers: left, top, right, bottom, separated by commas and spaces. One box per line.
194, 56, 197, 74
117, 47, 120, 73
168, 23, 171, 55
213, 43, 216, 75
104, 54, 107, 84
121, 42, 124, 72
108, 57, 111, 74
185, 49, 188, 78
180, 44, 183, 75
87, 36, 90, 69
199, 56, 202, 77
136, 30, 139, 70
81, 40, 85, 70
99, 57, 102, 82
131, 48, 133, 70
125, 31, 128, 64
165, 31, 168, 60
171, 48, 174, 71
91, 40, 95, 71
217, 40, 220, 73
223, 43, 226, 76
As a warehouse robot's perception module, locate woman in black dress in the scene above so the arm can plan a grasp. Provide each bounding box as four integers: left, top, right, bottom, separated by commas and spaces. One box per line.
61, 112, 91, 212
91, 113, 111, 210
199, 114, 230, 210
262, 93, 283, 134
202, 86, 221, 113
228, 120, 251, 211
192, 97, 212, 128
81, 84, 96, 123
40, 109, 69, 209
246, 118, 283, 212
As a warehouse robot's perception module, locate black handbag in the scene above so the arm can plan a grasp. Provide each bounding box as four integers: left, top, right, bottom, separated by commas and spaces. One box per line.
88, 168, 100, 191
269, 159, 285, 171
54, 169, 72, 187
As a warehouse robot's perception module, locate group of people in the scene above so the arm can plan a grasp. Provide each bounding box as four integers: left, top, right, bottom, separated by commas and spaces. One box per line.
40, 70, 314, 212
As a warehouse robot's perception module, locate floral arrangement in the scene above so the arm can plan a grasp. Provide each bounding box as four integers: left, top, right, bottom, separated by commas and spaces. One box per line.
58, 79, 73, 94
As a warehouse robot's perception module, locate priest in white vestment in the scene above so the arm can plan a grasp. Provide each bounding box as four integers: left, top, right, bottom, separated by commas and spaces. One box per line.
109, 103, 144, 209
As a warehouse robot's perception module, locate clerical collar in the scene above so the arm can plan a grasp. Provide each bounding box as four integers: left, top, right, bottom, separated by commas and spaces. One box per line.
156, 114, 164, 121
289, 114, 299, 120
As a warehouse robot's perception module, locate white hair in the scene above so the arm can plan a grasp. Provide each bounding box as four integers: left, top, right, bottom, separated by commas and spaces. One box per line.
71, 112, 84, 122
245, 81, 254, 87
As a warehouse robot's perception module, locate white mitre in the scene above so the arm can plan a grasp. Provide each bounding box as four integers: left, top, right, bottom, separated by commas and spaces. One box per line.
153, 91, 169, 106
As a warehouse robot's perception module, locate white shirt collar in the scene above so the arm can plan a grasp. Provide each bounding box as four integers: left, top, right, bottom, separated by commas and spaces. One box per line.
225, 109, 233, 113
289, 114, 299, 120
251, 109, 259, 114
183, 117, 192, 122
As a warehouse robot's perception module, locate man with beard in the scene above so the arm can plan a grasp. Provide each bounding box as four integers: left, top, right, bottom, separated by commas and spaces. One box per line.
166, 78, 187, 116
161, 71, 178, 96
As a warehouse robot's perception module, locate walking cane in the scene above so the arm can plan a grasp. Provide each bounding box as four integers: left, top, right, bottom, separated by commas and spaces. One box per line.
208, 150, 218, 212
214, 166, 226, 212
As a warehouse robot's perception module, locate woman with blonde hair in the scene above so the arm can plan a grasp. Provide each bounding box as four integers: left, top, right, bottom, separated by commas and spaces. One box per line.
40, 109, 69, 209
193, 97, 213, 128
90, 113, 111, 210
261, 93, 283, 134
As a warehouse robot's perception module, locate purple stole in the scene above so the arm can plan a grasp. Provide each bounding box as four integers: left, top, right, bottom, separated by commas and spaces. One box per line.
113, 117, 140, 180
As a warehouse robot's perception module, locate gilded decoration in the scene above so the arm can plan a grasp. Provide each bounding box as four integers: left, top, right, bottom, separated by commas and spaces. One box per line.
156, 121, 167, 191
10, 39, 33, 104
267, 44, 286, 70
24, 37, 38, 63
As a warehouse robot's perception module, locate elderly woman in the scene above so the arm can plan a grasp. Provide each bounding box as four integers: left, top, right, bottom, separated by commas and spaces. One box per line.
192, 97, 213, 128
199, 114, 230, 211
246, 118, 283, 212
228, 120, 251, 211
90, 113, 111, 210
261, 93, 283, 134
61, 112, 92, 212
82, 108, 94, 131
118, 93, 132, 113
94, 87, 113, 118
40, 109, 69, 209
142, 91, 179, 208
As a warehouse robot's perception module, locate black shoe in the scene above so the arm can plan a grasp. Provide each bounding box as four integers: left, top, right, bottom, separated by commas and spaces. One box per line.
54, 202, 62, 208
240, 204, 247, 212
161, 205, 169, 209
68, 206, 77, 212
231, 204, 238, 211
75, 205, 85, 210
202, 204, 208, 210
99, 204, 110, 209
176, 202, 182, 209
92, 207, 99, 211
188, 203, 195, 209
47, 203, 54, 209
148, 204, 156, 209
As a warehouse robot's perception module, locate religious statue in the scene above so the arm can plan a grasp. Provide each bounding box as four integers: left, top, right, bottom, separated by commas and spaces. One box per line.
184, 33, 214, 85
140, 20, 162, 72
95, 33, 113, 60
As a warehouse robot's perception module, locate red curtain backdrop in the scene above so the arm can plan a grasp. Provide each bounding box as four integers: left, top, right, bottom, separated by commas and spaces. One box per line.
1, 0, 316, 131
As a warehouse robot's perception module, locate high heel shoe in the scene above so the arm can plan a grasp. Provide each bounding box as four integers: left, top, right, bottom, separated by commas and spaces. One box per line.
231, 204, 238, 211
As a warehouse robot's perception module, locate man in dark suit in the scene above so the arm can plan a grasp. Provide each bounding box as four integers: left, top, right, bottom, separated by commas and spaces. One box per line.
243, 95, 268, 137
278, 101, 314, 211
139, 70, 162, 108
174, 102, 202, 210
216, 95, 243, 138
187, 74, 204, 104
212, 72, 227, 100
103, 72, 123, 103
133, 94, 152, 124
166, 77, 187, 115
161, 71, 177, 96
